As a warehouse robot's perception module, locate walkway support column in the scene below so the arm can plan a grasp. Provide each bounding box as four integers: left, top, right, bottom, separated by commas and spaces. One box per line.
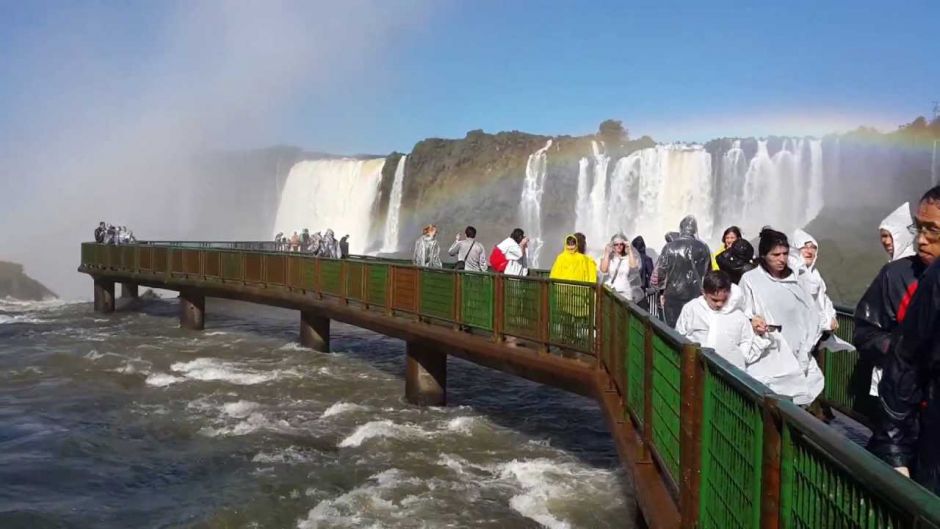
93, 278, 115, 313
406, 340, 446, 406
120, 282, 139, 299
300, 310, 330, 351
179, 290, 205, 330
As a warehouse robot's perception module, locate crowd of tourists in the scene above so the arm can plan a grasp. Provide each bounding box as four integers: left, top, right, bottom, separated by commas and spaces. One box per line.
274, 229, 349, 258
408, 185, 940, 493
93, 221, 136, 245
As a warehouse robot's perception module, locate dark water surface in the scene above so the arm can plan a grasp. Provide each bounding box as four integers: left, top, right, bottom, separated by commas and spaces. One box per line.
0, 297, 632, 528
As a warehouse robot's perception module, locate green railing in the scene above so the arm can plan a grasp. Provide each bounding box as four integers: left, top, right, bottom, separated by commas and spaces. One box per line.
79, 243, 940, 528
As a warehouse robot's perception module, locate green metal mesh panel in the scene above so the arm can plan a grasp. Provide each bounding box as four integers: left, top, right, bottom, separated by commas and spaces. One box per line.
420, 270, 455, 322
601, 292, 615, 369
651, 334, 681, 483
107, 245, 121, 269
152, 247, 168, 274
835, 310, 855, 344
81, 244, 95, 267
95, 244, 108, 267
319, 260, 343, 297
460, 273, 493, 331
301, 259, 317, 290
627, 315, 646, 425
245, 253, 262, 282
549, 282, 595, 352
366, 263, 388, 307
221, 252, 243, 281
699, 366, 764, 529
204, 251, 221, 278
782, 429, 908, 529
287, 256, 304, 288
503, 277, 540, 339
138, 246, 153, 271
346, 262, 365, 301
264, 255, 286, 285
119, 245, 135, 270
822, 348, 860, 411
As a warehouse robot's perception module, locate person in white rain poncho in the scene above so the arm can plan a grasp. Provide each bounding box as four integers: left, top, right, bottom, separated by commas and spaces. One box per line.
880, 202, 916, 262
740, 228, 824, 405
413, 224, 443, 268
676, 271, 770, 371
789, 229, 839, 333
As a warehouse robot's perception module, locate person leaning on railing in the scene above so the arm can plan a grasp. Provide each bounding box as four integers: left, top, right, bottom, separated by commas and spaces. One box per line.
868, 187, 940, 493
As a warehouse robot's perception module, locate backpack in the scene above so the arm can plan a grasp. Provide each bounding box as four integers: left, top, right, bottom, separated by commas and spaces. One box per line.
489, 245, 508, 273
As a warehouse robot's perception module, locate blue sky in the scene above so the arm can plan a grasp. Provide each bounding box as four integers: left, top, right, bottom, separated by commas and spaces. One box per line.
1, 0, 938, 157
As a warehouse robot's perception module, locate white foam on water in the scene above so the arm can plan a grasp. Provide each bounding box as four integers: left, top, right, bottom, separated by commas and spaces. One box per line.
203, 331, 229, 336
0, 297, 78, 312
278, 342, 308, 352
338, 420, 428, 448
320, 401, 370, 419
252, 446, 314, 464
199, 411, 295, 437
497, 459, 575, 529
445, 416, 481, 434
296, 469, 407, 529
169, 358, 294, 386
221, 400, 262, 418
145, 373, 184, 387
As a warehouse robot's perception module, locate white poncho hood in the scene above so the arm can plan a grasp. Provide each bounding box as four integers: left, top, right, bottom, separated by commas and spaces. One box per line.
880, 202, 915, 261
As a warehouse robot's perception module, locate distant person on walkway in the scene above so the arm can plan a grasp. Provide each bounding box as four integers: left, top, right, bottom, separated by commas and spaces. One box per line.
320, 229, 339, 259
550, 234, 597, 283
106, 225, 117, 245
413, 224, 443, 268
491, 228, 528, 276
740, 228, 824, 406
339, 235, 349, 259
449, 226, 488, 272
676, 270, 769, 371
308, 231, 322, 255
712, 226, 742, 270
880, 202, 916, 261
868, 244, 940, 494
654, 215, 712, 327
290, 231, 301, 252
301, 229, 310, 251
94, 222, 106, 243
274, 232, 284, 251
856, 191, 939, 399
600, 233, 642, 302
632, 236, 654, 291
790, 229, 838, 333
716, 239, 757, 284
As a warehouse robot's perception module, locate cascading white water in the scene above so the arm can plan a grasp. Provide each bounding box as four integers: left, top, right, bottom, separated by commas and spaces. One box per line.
380, 156, 407, 253
519, 140, 552, 267
587, 141, 610, 246
273, 158, 385, 254
574, 157, 591, 237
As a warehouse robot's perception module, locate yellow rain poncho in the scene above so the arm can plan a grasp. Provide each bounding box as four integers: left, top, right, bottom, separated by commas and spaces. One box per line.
549, 246, 597, 283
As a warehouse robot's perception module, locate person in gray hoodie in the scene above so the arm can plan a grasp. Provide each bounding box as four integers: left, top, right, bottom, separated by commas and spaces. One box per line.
448, 226, 488, 272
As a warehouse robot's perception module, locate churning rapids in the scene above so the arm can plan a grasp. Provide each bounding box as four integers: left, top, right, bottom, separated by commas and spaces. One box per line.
0, 297, 631, 528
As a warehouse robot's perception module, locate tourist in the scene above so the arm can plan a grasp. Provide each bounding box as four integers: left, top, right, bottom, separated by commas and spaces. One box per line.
739, 228, 824, 405
654, 215, 712, 327
868, 247, 940, 494
94, 222, 106, 243
550, 234, 597, 283
290, 231, 301, 252
600, 233, 643, 302
880, 202, 916, 261
676, 270, 769, 370
712, 226, 742, 270
106, 225, 117, 245
491, 228, 528, 276
273, 232, 284, 251
320, 229, 339, 259
339, 235, 349, 259
857, 188, 940, 398
309, 231, 322, 254
413, 224, 443, 268
716, 239, 757, 284
790, 229, 838, 332
301, 228, 310, 251
632, 236, 654, 291
449, 226, 488, 272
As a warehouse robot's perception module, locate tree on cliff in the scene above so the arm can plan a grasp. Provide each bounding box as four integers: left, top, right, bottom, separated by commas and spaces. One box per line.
598, 119, 629, 145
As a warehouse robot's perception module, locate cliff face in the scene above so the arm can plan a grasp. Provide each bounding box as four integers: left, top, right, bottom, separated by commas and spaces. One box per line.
0, 261, 57, 301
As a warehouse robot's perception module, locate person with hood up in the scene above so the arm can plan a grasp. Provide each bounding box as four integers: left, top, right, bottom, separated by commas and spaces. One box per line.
711, 226, 742, 270
550, 234, 597, 283
600, 233, 642, 302
413, 224, 443, 268
632, 236, 654, 290
491, 228, 529, 276
339, 235, 349, 259
95, 222, 106, 243
320, 229, 339, 259
790, 229, 839, 333
308, 231, 322, 254
880, 202, 916, 261
676, 270, 770, 370
716, 239, 757, 284
653, 216, 712, 327
740, 228, 824, 406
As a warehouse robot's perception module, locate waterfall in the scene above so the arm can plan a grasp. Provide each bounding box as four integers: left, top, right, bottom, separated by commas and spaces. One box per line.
587, 141, 610, 246
273, 158, 386, 254
519, 140, 552, 267
575, 157, 591, 237
380, 156, 407, 253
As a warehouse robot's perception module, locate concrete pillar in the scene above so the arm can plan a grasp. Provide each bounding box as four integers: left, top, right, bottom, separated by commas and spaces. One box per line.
300, 310, 330, 351
120, 282, 139, 299
405, 341, 446, 406
179, 290, 205, 330
93, 279, 115, 313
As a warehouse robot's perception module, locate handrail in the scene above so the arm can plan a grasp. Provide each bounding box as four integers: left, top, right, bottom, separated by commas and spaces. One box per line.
78, 241, 940, 528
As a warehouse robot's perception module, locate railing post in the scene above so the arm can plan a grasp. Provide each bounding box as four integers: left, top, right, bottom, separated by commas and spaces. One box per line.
494, 274, 505, 343
642, 316, 654, 462
415, 267, 424, 322
538, 280, 549, 353
341, 260, 349, 305
386, 265, 395, 316
362, 262, 369, 309
594, 284, 603, 368
761, 397, 783, 529
315, 257, 322, 299
453, 271, 462, 331
679, 343, 702, 529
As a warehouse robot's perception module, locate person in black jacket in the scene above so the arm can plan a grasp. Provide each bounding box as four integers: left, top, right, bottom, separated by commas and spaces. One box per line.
653, 216, 712, 327
632, 236, 654, 291
868, 186, 940, 492
94, 222, 106, 243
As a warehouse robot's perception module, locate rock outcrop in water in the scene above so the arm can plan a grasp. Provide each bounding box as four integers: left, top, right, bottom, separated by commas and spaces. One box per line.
0, 261, 57, 300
